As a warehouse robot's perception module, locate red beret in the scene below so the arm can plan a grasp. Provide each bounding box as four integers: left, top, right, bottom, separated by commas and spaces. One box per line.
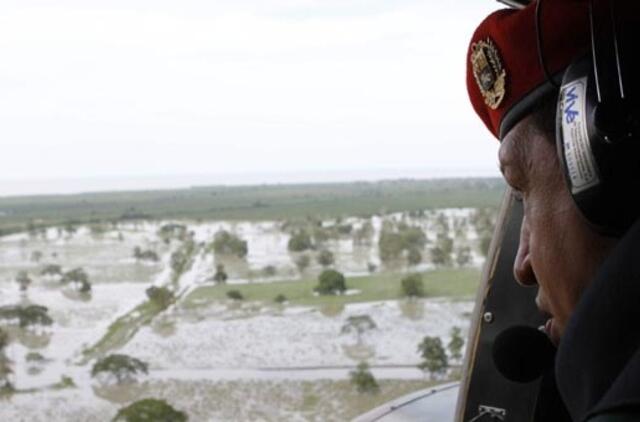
466, 0, 639, 140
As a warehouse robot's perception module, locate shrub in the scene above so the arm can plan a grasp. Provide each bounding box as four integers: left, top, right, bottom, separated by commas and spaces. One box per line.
294, 254, 311, 273
350, 362, 379, 394
262, 265, 277, 277
213, 264, 228, 284
227, 290, 243, 301
401, 273, 425, 298
92, 354, 149, 384
274, 294, 287, 304
315, 270, 347, 295
146, 286, 175, 309
113, 398, 187, 422
15, 271, 32, 291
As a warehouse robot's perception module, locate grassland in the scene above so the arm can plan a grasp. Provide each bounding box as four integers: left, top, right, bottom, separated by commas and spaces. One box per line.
182, 268, 481, 308
0, 178, 504, 235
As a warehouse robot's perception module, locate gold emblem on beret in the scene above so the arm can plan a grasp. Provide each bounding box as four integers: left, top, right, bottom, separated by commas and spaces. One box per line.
471, 38, 506, 109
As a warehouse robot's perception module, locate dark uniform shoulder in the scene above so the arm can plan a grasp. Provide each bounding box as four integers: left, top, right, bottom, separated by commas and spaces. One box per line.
587, 411, 640, 422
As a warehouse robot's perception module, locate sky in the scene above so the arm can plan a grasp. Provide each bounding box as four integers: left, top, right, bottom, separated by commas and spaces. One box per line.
0, 0, 502, 195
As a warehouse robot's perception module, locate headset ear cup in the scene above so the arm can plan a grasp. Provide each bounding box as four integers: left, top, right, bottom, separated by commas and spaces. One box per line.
557, 55, 640, 236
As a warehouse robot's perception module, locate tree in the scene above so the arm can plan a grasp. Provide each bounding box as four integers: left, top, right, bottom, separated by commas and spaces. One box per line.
210, 230, 248, 258
61, 267, 91, 292
133, 247, 159, 263
378, 230, 404, 262
63, 221, 77, 237
213, 264, 228, 284
91, 354, 149, 384
294, 254, 311, 273
349, 362, 379, 394
353, 221, 374, 245
226, 290, 243, 300
435, 212, 450, 236
262, 265, 277, 277
30, 250, 43, 263
158, 223, 188, 243
378, 224, 427, 263
170, 250, 189, 275
113, 398, 187, 422
41, 264, 62, 276
314, 269, 347, 295
0, 304, 53, 328
341, 315, 377, 344
274, 294, 287, 304
417, 336, 449, 379
430, 246, 451, 267
317, 249, 335, 267
401, 273, 425, 298
61, 267, 89, 284
0, 329, 8, 350
146, 286, 175, 309
436, 233, 454, 255
89, 222, 108, 238
288, 230, 313, 252
0, 328, 12, 395
407, 248, 422, 266
455, 246, 473, 267
448, 326, 465, 362
15, 271, 32, 291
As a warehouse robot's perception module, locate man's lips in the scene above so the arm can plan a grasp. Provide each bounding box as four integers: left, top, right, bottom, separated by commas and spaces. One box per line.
543, 318, 560, 346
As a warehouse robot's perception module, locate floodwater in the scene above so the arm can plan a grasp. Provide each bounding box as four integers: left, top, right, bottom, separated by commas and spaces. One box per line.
0, 209, 484, 420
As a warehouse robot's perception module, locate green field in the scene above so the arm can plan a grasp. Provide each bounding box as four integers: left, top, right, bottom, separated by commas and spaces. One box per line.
183, 268, 481, 308
0, 178, 504, 235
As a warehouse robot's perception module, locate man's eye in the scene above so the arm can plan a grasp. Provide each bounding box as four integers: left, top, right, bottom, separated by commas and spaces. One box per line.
512, 190, 524, 202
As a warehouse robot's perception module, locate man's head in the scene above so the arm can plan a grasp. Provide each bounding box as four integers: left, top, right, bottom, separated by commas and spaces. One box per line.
499, 95, 617, 344
465, 1, 637, 344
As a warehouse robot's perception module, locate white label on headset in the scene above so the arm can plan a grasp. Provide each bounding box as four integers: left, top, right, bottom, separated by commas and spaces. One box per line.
560, 77, 600, 194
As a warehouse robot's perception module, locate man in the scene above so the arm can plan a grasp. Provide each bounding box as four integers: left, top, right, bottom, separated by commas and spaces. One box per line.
467, 1, 640, 420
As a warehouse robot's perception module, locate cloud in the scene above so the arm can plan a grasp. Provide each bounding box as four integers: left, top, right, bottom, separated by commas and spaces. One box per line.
0, 0, 499, 189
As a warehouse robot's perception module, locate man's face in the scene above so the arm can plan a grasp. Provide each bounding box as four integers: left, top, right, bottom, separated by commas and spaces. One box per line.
498, 115, 617, 345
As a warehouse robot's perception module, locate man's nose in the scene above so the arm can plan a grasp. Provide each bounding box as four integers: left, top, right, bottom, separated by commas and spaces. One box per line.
513, 217, 537, 286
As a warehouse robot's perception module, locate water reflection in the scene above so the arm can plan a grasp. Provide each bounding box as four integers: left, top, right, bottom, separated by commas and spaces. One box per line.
319, 303, 345, 318
342, 343, 376, 361
7, 327, 52, 350
151, 316, 177, 338
92, 381, 150, 404
399, 299, 425, 321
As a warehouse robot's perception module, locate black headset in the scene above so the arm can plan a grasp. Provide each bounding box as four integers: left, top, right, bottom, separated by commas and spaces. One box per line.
538, 0, 640, 235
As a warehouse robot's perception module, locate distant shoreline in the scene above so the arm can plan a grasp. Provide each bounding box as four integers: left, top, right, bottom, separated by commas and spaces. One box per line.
0, 168, 500, 198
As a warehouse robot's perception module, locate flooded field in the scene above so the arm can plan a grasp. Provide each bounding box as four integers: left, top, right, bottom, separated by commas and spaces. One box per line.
0, 207, 491, 420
